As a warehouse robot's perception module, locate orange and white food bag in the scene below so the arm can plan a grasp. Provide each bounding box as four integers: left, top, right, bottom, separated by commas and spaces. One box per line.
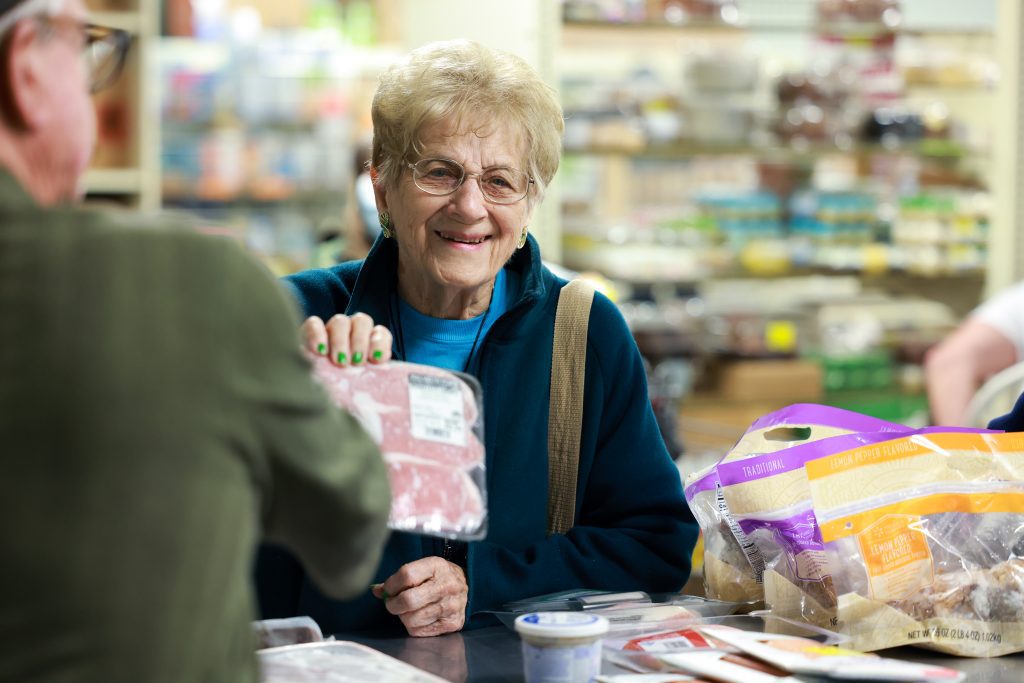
807, 431, 1024, 656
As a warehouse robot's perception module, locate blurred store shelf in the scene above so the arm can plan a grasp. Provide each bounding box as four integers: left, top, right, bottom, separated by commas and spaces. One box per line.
563, 140, 982, 161
83, 168, 143, 195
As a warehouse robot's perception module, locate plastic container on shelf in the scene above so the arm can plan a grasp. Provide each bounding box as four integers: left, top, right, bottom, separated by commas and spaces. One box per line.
515, 612, 610, 683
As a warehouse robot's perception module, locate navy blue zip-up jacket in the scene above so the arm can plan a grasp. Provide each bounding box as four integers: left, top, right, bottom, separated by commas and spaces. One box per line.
256, 234, 699, 635
990, 394, 1024, 431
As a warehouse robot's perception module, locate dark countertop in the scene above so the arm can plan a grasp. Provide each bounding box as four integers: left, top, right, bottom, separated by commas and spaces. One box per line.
345, 625, 1024, 682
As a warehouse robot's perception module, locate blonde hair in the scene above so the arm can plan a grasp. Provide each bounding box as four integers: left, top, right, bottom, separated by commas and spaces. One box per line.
371, 39, 564, 201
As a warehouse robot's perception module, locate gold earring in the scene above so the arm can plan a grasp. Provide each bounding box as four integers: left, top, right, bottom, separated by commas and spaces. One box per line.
517, 227, 528, 249
379, 212, 392, 239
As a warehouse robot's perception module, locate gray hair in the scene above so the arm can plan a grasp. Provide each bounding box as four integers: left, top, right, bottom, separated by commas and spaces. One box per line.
0, 0, 66, 36
371, 39, 564, 202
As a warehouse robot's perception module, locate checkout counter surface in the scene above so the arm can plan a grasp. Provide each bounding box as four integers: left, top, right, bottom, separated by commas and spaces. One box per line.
347, 624, 1024, 682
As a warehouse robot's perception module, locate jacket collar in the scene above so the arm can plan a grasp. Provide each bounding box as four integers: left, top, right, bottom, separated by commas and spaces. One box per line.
347, 232, 551, 327
0, 167, 39, 213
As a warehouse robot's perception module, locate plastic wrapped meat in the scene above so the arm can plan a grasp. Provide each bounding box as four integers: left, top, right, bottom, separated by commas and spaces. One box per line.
258, 641, 448, 683
385, 453, 484, 536
310, 358, 487, 540
252, 617, 323, 649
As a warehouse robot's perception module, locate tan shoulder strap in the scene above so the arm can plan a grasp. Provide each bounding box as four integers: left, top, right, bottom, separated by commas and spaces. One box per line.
547, 279, 596, 536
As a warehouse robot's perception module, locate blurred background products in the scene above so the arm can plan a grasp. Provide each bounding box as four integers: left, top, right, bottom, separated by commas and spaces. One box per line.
84, 0, 1013, 467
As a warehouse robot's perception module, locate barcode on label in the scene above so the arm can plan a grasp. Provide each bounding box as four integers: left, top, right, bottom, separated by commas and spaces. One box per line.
645, 640, 700, 651
608, 615, 643, 624
408, 373, 466, 447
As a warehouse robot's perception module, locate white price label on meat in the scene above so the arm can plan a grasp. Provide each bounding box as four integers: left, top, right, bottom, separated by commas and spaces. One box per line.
408, 374, 466, 446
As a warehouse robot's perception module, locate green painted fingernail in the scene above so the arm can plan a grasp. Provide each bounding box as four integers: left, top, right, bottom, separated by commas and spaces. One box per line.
337, 352, 347, 364
353, 351, 364, 364
317, 343, 326, 355
373, 350, 383, 361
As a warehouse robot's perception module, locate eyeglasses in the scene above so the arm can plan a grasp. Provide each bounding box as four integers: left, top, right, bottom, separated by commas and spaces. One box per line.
36, 17, 132, 93
406, 158, 534, 205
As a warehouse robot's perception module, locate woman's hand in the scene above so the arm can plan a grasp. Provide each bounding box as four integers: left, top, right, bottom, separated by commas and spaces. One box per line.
372, 557, 468, 637
301, 313, 393, 366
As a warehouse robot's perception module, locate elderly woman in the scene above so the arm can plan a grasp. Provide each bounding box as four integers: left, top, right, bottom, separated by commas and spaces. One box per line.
257, 39, 698, 637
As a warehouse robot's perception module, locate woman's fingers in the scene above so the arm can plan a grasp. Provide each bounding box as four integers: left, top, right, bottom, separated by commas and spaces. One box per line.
301, 316, 329, 356
325, 314, 353, 366
402, 600, 446, 630
348, 312, 375, 365
369, 325, 393, 363
315, 313, 391, 367
380, 558, 468, 637
405, 610, 465, 637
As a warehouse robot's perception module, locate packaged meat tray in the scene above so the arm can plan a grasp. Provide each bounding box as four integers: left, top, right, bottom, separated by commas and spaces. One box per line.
252, 616, 323, 649
258, 641, 448, 683
311, 358, 487, 540
489, 591, 740, 631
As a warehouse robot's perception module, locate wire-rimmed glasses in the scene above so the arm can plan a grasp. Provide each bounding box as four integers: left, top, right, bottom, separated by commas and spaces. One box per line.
37, 17, 132, 93
407, 158, 534, 205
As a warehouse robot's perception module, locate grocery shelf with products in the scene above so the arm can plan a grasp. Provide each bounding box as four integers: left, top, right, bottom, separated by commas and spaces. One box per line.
555, 0, 999, 451
156, 25, 400, 274
85, 0, 1008, 439
557, 1, 994, 282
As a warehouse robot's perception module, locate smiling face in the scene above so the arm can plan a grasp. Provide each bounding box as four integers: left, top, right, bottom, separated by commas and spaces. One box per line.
375, 117, 536, 319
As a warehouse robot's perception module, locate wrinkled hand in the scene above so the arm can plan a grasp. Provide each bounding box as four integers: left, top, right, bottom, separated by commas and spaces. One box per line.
301, 312, 393, 367
372, 556, 468, 637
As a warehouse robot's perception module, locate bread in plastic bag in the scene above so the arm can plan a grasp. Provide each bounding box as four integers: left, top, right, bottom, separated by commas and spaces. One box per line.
683, 404, 907, 606
311, 358, 486, 540
719, 404, 906, 466
807, 430, 1024, 656
684, 466, 764, 605
719, 426, 994, 631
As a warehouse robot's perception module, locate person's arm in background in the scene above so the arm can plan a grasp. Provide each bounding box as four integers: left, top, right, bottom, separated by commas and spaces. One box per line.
925, 319, 1019, 426
218, 240, 391, 599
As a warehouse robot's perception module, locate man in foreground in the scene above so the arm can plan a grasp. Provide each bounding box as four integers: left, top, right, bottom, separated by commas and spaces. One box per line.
0, 0, 391, 680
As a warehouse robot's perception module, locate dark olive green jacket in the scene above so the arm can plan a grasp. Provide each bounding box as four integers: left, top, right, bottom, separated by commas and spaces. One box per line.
0, 170, 390, 682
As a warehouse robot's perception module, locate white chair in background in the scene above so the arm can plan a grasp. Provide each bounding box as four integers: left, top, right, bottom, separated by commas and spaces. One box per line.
964, 361, 1024, 428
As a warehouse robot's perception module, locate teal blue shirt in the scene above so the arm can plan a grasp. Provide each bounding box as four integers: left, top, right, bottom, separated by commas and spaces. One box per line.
396, 269, 518, 375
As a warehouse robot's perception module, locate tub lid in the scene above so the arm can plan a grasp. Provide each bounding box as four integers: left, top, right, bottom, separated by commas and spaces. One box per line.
514, 612, 610, 639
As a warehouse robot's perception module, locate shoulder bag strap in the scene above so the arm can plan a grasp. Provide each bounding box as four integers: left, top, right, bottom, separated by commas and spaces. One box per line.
547, 279, 596, 536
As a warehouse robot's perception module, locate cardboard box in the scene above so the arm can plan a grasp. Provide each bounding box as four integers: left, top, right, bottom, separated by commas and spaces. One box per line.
717, 359, 823, 403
